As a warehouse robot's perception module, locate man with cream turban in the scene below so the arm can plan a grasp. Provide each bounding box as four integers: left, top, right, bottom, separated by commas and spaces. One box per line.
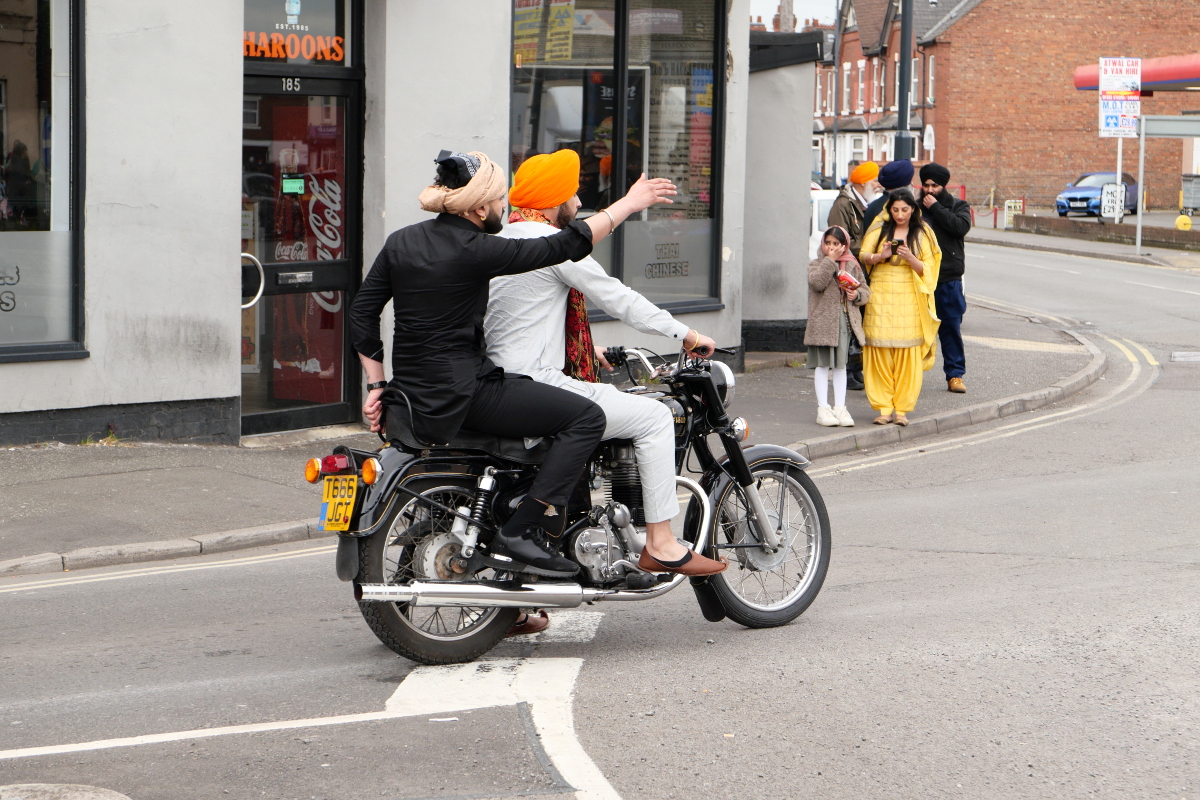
350, 149, 686, 580
484, 149, 727, 579
828, 160, 880, 259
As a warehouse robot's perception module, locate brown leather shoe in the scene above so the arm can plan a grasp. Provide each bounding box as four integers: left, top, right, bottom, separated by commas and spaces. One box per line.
638, 548, 728, 576
948, 377, 966, 393
506, 609, 549, 637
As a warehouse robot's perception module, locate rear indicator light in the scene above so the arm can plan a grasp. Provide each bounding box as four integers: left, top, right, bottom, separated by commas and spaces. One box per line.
304, 458, 321, 484
321, 454, 352, 473
362, 457, 382, 485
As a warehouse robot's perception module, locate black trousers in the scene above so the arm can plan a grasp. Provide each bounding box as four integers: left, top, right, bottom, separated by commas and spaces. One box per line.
462, 375, 606, 509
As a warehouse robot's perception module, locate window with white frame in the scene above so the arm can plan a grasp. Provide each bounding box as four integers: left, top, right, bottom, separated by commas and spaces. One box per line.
911, 57, 919, 107
878, 60, 886, 113
812, 137, 822, 173
892, 54, 899, 109
927, 55, 936, 104
851, 135, 865, 163
827, 71, 835, 115
842, 63, 850, 113
243, 96, 261, 129
856, 60, 865, 113
870, 57, 879, 110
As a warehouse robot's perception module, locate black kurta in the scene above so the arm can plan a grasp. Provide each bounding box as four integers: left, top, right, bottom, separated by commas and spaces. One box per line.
350, 213, 594, 444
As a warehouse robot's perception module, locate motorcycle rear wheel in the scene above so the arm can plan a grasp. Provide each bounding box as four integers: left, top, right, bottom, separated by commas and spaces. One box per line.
709, 465, 830, 628
356, 481, 519, 665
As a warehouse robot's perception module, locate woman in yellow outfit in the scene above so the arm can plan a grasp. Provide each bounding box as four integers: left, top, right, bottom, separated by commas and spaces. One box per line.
858, 189, 942, 426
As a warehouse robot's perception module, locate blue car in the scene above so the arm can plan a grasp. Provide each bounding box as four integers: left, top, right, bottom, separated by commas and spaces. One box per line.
1056, 172, 1138, 217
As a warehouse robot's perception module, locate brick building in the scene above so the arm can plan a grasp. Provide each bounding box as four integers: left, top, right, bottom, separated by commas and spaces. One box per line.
816, 0, 1200, 207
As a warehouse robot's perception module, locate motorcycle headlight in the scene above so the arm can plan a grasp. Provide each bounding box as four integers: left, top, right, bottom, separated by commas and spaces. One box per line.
710, 360, 736, 409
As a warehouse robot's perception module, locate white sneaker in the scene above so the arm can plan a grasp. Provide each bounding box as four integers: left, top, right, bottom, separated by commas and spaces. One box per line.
816, 405, 839, 427
833, 405, 855, 427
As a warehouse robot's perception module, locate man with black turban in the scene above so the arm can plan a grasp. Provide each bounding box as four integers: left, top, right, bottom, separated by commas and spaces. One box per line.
919, 162, 973, 393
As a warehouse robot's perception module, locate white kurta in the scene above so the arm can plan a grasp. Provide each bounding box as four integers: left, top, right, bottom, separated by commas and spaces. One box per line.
485, 220, 690, 523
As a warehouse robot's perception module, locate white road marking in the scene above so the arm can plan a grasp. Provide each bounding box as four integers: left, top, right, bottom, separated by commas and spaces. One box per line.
0, 544, 336, 594
1125, 279, 1200, 297
1024, 263, 1081, 275
0, 657, 622, 800
536, 610, 605, 643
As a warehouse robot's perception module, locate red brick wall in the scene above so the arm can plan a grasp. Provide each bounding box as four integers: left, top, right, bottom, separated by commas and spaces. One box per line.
936, 0, 1199, 208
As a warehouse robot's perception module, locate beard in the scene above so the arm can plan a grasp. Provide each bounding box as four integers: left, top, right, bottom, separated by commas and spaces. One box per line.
482, 207, 505, 235
553, 201, 578, 229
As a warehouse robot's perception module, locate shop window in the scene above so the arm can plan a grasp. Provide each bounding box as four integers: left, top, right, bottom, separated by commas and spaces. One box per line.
0, 0, 82, 361
510, 0, 724, 306
243, 0, 350, 68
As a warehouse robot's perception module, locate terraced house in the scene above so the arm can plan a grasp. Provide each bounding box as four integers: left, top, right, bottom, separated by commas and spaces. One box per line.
813, 0, 1198, 206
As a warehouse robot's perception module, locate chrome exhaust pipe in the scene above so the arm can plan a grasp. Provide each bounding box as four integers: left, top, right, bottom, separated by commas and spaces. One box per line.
356, 580, 589, 608
355, 476, 714, 609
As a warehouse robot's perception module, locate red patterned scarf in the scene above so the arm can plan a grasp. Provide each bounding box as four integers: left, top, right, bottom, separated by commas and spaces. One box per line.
508, 208, 600, 382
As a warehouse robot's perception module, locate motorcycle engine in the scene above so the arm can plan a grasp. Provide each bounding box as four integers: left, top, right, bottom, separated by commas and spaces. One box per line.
570, 523, 626, 583
602, 439, 644, 526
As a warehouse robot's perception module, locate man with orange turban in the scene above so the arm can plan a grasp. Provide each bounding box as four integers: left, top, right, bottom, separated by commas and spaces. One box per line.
828, 160, 880, 260
485, 149, 728, 588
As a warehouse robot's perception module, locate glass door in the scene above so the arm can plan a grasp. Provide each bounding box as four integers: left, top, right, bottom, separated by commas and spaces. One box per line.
240, 77, 362, 435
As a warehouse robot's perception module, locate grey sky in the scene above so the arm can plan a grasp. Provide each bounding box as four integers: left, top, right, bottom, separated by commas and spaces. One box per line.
749, 0, 836, 27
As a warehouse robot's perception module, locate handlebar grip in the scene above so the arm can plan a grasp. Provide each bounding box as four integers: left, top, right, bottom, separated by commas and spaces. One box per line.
604, 346, 628, 367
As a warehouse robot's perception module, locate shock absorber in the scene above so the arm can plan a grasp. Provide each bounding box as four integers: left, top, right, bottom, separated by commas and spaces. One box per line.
454, 468, 497, 558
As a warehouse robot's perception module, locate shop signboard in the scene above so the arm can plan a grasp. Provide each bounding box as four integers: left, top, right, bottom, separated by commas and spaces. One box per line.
244, 0, 347, 67
545, 0, 575, 62
1099, 57, 1140, 139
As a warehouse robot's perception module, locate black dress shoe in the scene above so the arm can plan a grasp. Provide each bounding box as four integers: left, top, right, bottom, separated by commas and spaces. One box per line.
847, 370, 865, 390
486, 527, 579, 578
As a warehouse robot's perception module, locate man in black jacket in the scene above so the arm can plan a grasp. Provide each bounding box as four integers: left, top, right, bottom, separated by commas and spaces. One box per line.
919, 162, 972, 393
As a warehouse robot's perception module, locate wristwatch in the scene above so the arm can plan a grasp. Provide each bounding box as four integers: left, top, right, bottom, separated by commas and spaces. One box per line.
366, 381, 388, 392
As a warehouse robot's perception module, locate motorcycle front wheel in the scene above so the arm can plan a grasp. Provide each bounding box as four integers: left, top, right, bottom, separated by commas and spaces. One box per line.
709, 464, 830, 628
356, 480, 520, 665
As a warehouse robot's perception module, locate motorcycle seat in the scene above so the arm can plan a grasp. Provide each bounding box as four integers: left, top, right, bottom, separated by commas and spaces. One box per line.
384, 404, 550, 465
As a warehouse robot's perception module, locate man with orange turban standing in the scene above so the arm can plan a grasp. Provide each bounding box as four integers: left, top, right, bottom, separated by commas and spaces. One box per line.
828, 161, 880, 260
485, 149, 728, 581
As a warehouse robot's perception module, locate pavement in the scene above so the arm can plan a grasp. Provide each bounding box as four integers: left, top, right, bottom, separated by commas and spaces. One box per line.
0, 302, 1099, 578
968, 209, 1200, 270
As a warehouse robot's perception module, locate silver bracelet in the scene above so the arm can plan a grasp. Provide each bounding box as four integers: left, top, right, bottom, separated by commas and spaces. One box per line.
601, 208, 618, 232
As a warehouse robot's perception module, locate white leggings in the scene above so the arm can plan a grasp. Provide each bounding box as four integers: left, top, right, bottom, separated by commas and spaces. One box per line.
814, 366, 848, 407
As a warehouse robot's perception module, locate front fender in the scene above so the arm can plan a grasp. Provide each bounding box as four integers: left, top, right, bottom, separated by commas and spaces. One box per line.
683, 444, 810, 548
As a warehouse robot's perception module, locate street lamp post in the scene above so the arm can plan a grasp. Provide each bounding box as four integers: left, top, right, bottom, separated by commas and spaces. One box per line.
894, 0, 915, 159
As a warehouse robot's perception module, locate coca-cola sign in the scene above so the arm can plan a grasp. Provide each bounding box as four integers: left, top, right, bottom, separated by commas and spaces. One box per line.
307, 176, 343, 261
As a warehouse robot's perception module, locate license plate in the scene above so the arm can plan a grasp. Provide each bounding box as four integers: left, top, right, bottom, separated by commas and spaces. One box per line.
1069, 201, 1087, 208
320, 475, 358, 532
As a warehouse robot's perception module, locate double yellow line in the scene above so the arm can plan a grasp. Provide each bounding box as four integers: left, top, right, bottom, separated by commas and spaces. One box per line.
1106, 338, 1159, 366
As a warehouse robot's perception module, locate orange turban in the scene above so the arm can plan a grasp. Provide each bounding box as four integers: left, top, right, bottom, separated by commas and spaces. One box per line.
850, 162, 880, 185
509, 149, 581, 210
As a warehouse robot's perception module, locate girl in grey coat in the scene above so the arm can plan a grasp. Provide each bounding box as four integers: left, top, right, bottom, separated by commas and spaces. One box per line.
805, 226, 870, 427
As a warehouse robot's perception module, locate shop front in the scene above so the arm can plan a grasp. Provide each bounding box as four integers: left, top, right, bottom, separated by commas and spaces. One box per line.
0, 0, 772, 447
239, 0, 364, 435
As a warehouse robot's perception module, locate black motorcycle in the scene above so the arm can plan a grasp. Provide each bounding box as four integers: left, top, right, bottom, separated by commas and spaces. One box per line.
307, 347, 831, 665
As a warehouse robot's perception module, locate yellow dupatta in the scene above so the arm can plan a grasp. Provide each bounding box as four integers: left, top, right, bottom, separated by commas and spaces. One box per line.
861, 211, 942, 370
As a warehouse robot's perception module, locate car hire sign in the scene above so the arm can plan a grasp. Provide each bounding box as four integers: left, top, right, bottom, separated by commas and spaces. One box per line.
1099, 57, 1141, 139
